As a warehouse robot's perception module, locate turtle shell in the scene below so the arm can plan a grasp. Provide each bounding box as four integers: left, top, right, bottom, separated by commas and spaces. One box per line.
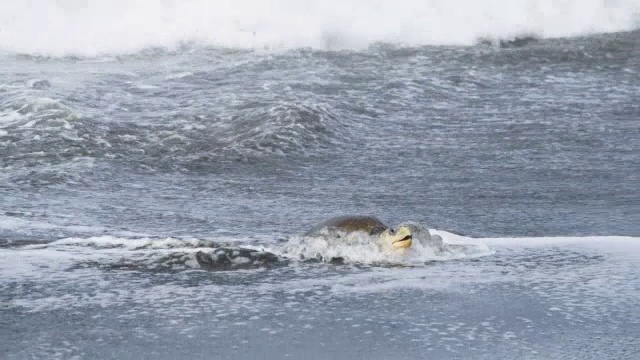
306, 216, 388, 236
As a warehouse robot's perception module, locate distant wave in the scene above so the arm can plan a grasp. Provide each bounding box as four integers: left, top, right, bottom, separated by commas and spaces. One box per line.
0, 94, 342, 182
1, 0, 638, 56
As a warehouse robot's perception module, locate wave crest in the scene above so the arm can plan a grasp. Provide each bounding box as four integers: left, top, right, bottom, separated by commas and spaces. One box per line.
0, 96, 340, 180
1, 0, 638, 56
220, 102, 339, 157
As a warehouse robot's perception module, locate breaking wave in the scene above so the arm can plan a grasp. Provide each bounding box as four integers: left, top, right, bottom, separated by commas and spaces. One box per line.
1, 0, 638, 56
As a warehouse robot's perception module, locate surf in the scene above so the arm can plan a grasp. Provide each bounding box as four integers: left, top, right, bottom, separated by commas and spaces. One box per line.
1, 0, 638, 56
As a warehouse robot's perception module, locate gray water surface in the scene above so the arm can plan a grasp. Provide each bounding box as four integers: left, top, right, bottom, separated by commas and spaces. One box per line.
1, 30, 639, 359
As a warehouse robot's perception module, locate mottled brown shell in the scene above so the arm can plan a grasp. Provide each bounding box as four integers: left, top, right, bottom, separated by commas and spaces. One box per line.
306, 216, 388, 236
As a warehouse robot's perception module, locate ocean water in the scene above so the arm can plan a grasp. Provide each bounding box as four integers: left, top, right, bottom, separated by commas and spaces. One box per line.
1, 1, 639, 359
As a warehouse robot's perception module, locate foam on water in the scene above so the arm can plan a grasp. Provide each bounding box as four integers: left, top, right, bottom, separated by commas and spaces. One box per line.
0, 97, 77, 128
283, 224, 491, 265
0, 225, 486, 280
4, 226, 637, 280
2, 232, 638, 314
0, 229, 637, 360
1, 0, 638, 56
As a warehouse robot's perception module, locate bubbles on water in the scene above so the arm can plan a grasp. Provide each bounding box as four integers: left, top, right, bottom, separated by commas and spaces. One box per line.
282, 231, 389, 264
2, 231, 638, 360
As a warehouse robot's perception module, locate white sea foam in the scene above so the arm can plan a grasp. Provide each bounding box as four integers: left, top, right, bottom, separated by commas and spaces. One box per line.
282, 227, 491, 265
0, 0, 638, 56
0, 227, 488, 282
0, 214, 150, 239
1, 231, 638, 323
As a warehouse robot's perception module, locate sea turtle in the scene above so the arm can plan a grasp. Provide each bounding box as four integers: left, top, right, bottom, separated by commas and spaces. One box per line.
305, 215, 413, 252
195, 216, 414, 270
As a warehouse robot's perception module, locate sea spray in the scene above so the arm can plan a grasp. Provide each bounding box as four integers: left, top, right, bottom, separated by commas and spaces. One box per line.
1, 0, 638, 56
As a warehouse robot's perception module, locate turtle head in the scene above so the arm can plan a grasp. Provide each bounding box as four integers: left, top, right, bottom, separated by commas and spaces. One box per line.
376, 225, 413, 252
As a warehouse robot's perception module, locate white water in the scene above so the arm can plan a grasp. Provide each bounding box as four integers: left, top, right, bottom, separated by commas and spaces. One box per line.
1, 230, 637, 278
0, 227, 491, 278
1, 0, 638, 56
1, 232, 638, 312
2, 234, 637, 360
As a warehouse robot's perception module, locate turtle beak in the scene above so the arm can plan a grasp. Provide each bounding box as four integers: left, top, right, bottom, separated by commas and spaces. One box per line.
390, 226, 413, 249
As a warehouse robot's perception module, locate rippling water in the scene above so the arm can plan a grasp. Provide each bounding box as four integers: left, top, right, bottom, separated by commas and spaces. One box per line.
1, 2, 639, 359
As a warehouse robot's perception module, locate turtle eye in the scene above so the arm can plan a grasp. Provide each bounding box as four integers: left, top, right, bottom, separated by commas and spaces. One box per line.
389, 228, 395, 235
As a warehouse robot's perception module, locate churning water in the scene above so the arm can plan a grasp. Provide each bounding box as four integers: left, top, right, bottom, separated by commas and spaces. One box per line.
1, 1, 639, 359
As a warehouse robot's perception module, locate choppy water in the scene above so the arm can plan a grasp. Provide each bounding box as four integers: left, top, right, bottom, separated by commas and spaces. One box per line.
1, 1, 640, 359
